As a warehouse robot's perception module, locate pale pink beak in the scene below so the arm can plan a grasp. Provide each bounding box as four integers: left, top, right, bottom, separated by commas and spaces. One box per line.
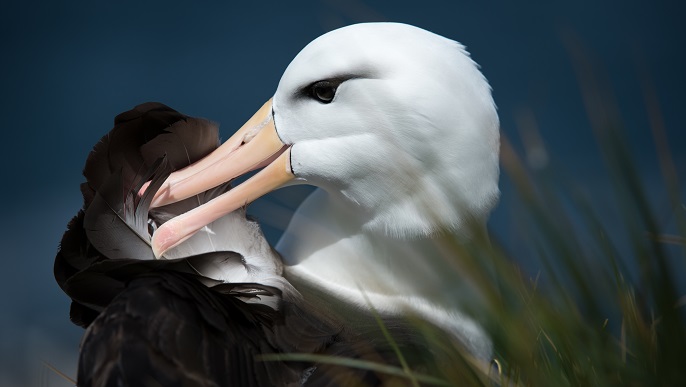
147, 99, 294, 258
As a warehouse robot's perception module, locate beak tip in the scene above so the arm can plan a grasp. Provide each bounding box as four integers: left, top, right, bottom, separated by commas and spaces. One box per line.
151, 225, 175, 259
151, 239, 165, 259
152, 247, 164, 260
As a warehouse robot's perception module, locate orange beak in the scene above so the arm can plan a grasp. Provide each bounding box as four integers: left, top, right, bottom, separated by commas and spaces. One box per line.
148, 99, 294, 258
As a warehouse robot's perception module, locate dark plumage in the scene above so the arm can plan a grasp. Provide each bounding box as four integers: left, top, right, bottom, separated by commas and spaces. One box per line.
54, 103, 450, 386
78, 272, 295, 386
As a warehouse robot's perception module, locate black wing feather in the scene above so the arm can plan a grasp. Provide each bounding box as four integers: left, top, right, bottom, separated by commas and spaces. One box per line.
78, 272, 309, 387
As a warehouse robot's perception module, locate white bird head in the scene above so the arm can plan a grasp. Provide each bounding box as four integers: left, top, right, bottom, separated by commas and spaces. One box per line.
275, 23, 499, 238
149, 22, 500, 256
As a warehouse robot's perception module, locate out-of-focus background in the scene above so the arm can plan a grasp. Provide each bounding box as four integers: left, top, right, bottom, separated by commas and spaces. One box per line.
1, 1, 683, 385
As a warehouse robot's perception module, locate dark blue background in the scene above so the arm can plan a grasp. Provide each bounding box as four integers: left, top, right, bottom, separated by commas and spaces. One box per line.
1, 1, 684, 385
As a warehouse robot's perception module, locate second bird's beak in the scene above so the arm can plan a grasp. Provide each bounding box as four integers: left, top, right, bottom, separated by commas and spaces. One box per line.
149, 98, 294, 258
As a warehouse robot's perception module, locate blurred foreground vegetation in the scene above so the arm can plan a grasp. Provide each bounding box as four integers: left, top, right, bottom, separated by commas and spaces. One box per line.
393, 67, 685, 386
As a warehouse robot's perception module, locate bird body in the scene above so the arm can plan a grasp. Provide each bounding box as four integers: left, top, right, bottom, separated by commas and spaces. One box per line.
55, 22, 500, 385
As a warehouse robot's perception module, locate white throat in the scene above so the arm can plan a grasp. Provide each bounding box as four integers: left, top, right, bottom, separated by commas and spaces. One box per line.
276, 188, 491, 358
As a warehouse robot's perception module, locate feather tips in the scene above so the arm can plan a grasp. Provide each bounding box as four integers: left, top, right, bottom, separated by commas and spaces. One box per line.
82, 158, 169, 261
55, 102, 230, 323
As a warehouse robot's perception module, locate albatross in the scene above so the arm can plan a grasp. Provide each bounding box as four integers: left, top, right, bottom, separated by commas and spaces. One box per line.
55, 22, 500, 385
149, 22, 499, 355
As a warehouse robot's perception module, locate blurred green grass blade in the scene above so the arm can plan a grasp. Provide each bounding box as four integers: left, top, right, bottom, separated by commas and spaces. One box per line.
360, 289, 419, 387
257, 353, 451, 386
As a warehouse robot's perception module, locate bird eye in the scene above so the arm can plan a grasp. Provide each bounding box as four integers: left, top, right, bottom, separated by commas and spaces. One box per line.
147, 219, 158, 237
309, 81, 337, 103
